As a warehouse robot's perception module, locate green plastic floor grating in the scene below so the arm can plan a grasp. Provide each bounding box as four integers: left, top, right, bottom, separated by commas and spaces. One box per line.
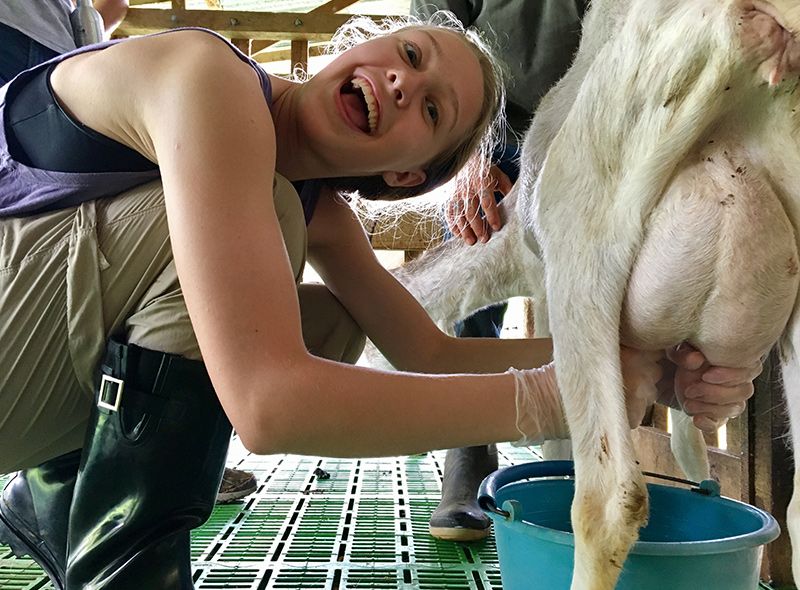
0, 441, 779, 589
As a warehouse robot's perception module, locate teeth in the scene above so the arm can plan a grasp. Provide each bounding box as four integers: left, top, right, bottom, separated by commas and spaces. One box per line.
351, 77, 378, 133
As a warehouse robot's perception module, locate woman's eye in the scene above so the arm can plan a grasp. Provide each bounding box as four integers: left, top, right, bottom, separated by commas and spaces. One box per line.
404, 42, 419, 66
426, 100, 439, 124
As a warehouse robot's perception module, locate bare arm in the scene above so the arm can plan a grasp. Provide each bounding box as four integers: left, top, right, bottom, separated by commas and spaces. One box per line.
307, 190, 552, 374
71, 0, 128, 34
93, 0, 128, 34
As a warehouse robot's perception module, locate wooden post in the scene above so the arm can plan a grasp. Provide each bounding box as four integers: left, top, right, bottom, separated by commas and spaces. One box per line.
291, 39, 309, 77
231, 38, 251, 56
725, 412, 749, 501
750, 349, 794, 585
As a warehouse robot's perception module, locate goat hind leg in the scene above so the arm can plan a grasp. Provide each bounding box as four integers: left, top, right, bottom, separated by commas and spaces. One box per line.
545, 270, 647, 589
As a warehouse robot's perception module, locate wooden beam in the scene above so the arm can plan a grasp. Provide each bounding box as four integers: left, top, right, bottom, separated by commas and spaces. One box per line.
250, 39, 279, 54
749, 349, 793, 586
250, 0, 359, 55
252, 43, 328, 64
117, 8, 378, 41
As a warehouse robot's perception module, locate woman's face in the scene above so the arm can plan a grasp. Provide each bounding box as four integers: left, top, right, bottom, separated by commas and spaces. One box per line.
301, 27, 485, 187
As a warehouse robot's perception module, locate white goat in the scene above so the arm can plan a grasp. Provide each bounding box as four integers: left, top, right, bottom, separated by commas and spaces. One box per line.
380, 0, 800, 587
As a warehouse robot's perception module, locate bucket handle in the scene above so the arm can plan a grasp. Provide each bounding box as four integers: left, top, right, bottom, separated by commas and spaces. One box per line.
478, 461, 574, 519
478, 462, 721, 520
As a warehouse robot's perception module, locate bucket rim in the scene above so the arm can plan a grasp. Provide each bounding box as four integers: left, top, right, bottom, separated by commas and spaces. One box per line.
480, 462, 780, 556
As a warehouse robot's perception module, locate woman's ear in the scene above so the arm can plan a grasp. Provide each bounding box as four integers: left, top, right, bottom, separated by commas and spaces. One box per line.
382, 169, 427, 188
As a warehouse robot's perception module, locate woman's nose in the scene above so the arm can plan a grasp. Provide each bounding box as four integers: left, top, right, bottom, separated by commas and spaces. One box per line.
387, 69, 420, 106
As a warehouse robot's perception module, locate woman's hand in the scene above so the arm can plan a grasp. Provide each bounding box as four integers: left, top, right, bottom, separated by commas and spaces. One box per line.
509, 342, 758, 445
657, 344, 761, 433
509, 348, 664, 445
445, 164, 512, 245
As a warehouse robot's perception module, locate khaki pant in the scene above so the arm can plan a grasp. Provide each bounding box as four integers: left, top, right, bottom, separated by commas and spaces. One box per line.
0, 176, 364, 472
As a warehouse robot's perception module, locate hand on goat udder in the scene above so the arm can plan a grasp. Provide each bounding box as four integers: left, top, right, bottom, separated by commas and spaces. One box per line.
653, 344, 762, 433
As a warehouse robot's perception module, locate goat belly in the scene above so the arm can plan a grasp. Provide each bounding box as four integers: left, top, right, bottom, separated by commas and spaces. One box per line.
620, 142, 800, 368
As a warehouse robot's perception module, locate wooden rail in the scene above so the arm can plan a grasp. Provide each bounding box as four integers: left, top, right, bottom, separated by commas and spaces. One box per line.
118, 0, 383, 75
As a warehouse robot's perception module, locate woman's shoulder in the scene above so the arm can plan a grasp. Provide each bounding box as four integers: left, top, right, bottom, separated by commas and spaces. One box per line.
147, 29, 274, 104
158, 27, 242, 57
96, 28, 256, 78
134, 28, 250, 69
113, 29, 270, 108
144, 27, 233, 49
51, 26, 276, 165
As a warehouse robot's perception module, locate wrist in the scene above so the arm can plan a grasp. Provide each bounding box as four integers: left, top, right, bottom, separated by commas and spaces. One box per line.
507, 363, 569, 446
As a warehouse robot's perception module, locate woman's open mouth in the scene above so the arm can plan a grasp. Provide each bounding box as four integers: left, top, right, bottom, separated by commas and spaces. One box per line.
339, 76, 379, 134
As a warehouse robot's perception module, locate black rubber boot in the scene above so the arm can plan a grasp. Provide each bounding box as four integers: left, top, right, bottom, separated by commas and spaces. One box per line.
65, 339, 232, 590
0, 449, 81, 590
428, 445, 498, 542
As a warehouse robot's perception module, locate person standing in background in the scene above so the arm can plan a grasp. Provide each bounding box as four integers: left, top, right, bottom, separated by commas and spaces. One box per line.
409, 0, 589, 542
0, 0, 128, 85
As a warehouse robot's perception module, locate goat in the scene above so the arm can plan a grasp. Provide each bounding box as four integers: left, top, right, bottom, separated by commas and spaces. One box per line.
373, 0, 800, 587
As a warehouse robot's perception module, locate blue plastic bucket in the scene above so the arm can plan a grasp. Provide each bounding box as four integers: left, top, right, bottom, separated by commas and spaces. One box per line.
478, 462, 779, 590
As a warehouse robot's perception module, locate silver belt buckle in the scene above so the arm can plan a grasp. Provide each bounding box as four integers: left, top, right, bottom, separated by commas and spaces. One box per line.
98, 375, 124, 412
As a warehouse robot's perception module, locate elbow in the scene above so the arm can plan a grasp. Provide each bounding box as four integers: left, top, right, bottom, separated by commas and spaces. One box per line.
232, 397, 294, 456
234, 402, 295, 456
237, 429, 279, 457
224, 366, 314, 456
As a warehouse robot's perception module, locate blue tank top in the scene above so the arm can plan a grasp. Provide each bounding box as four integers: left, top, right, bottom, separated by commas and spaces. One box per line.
0, 28, 320, 224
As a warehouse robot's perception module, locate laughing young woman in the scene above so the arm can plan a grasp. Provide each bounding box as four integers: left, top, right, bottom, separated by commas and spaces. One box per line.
0, 14, 757, 589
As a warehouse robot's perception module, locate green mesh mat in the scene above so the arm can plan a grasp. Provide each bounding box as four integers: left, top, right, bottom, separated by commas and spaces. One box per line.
0, 442, 780, 589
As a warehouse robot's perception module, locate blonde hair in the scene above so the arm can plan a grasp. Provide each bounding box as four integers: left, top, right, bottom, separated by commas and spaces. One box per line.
323, 12, 507, 200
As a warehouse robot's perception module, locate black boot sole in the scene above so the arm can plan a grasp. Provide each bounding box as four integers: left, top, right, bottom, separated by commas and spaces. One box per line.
0, 507, 65, 590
